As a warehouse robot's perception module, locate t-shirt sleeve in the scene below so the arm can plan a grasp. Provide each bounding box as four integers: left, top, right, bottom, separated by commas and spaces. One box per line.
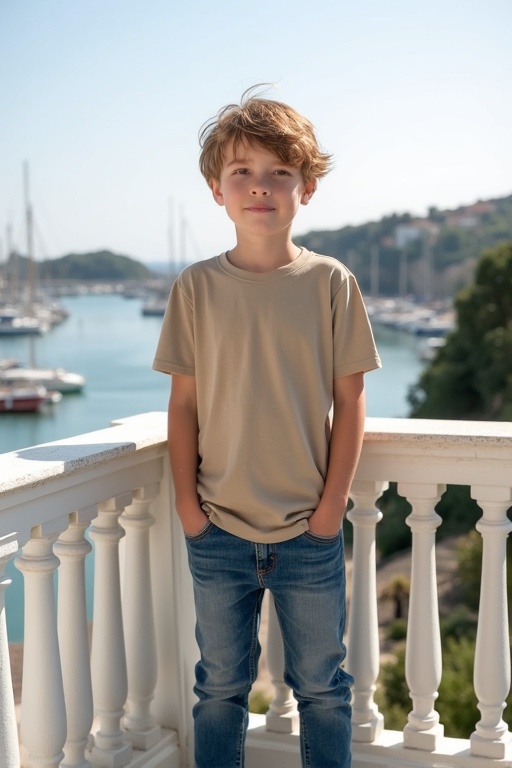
332, 273, 382, 379
152, 274, 196, 376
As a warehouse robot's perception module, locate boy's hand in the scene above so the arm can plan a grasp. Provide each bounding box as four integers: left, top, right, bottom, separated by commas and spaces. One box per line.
179, 503, 210, 536
308, 500, 346, 537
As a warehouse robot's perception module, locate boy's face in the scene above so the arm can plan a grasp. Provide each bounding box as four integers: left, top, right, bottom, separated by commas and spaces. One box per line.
210, 140, 315, 239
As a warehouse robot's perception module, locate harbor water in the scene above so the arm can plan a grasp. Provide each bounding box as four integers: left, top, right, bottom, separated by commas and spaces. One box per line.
1, 292, 426, 642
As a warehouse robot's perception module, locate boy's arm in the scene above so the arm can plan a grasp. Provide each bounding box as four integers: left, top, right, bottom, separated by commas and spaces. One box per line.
167, 373, 209, 535
308, 371, 366, 536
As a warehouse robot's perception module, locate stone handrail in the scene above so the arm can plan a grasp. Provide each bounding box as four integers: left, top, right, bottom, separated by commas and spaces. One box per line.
0, 413, 511, 768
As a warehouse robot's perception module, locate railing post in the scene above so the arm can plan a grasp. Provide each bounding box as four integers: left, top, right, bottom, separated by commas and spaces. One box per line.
470, 485, 512, 760
265, 593, 299, 733
55, 509, 95, 768
346, 480, 387, 742
88, 494, 132, 768
400, 482, 445, 751
120, 485, 161, 749
15, 526, 67, 768
0, 533, 20, 768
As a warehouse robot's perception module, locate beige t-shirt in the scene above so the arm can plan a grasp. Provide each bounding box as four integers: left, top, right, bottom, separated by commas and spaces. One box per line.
153, 249, 381, 543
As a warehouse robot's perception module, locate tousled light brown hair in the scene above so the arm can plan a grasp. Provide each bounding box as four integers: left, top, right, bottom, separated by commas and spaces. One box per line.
199, 85, 333, 185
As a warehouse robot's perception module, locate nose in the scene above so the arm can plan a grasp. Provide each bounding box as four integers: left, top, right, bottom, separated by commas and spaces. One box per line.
251, 176, 271, 196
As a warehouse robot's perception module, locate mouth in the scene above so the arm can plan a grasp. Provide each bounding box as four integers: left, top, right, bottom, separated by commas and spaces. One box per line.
245, 205, 275, 212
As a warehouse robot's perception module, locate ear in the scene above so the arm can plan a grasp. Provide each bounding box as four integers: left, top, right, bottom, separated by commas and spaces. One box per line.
210, 179, 225, 207
300, 179, 317, 206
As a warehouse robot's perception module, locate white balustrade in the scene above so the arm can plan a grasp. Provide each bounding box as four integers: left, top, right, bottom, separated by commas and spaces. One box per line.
0, 533, 20, 768
88, 495, 132, 768
120, 485, 161, 749
0, 413, 511, 768
470, 485, 512, 760
400, 482, 445, 751
16, 528, 68, 768
346, 480, 387, 743
265, 594, 299, 734
55, 510, 95, 768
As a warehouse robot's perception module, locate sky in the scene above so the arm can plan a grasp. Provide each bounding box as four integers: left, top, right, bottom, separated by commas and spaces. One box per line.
1, 0, 511, 266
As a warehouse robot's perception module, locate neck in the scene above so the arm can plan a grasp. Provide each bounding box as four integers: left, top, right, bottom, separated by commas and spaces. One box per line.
227, 234, 302, 273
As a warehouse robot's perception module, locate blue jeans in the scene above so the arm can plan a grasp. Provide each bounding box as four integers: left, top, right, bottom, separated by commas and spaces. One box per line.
185, 523, 353, 768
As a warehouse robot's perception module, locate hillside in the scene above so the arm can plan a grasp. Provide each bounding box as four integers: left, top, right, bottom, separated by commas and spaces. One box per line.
297, 193, 512, 298
2, 250, 153, 282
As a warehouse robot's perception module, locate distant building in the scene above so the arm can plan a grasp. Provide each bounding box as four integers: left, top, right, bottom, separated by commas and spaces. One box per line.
394, 220, 439, 249
444, 200, 495, 229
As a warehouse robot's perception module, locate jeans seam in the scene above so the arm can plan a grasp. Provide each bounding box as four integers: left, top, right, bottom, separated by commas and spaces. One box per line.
302, 715, 310, 768
304, 529, 341, 544
184, 521, 213, 541
235, 714, 245, 768
248, 590, 264, 686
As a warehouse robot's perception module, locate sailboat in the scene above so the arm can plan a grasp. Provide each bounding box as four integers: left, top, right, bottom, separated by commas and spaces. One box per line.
0, 164, 86, 395
141, 198, 183, 317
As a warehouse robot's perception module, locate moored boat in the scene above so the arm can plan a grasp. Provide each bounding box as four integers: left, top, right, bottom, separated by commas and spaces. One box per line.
141, 299, 167, 316
0, 384, 60, 413
0, 309, 45, 336
0, 367, 86, 394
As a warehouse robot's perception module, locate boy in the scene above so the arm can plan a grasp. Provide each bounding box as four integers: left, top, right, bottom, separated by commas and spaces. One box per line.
153, 88, 381, 768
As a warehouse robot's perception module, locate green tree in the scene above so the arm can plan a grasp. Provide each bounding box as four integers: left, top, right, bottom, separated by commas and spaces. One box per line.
409, 241, 512, 420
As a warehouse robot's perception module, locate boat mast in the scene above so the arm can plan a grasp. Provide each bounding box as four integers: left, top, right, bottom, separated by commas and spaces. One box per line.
168, 196, 175, 278
24, 162, 38, 367
179, 205, 186, 271
23, 161, 36, 316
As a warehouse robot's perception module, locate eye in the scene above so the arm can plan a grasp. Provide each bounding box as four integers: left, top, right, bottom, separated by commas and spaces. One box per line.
274, 169, 291, 176
233, 168, 250, 175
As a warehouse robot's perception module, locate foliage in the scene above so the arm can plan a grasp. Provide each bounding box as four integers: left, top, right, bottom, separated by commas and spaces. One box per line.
456, 531, 482, 611
375, 484, 411, 558
439, 605, 476, 643
409, 241, 512, 420
249, 690, 271, 715
437, 637, 480, 737
386, 618, 407, 641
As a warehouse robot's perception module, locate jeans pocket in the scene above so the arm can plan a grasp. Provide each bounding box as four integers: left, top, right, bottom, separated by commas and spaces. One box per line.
304, 529, 341, 545
184, 521, 214, 542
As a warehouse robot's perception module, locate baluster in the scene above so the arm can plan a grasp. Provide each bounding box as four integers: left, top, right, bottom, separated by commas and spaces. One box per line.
470, 485, 512, 759
0, 533, 20, 768
265, 594, 299, 733
346, 480, 387, 742
400, 482, 445, 751
55, 510, 95, 768
88, 495, 132, 768
15, 527, 67, 768
119, 485, 161, 749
